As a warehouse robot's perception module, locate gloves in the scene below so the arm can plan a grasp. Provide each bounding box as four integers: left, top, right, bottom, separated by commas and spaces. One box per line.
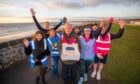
109, 17, 114, 23
61, 17, 67, 24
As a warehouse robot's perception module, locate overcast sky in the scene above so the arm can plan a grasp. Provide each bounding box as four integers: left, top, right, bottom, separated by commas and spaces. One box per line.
0, 0, 140, 23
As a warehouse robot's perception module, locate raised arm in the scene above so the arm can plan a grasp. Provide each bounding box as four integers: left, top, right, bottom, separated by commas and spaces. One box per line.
53, 17, 67, 30
103, 17, 114, 36
94, 18, 104, 38
30, 8, 46, 32
23, 38, 32, 55
111, 20, 125, 39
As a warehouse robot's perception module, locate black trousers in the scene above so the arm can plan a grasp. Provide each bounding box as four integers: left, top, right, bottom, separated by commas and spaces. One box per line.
62, 62, 78, 82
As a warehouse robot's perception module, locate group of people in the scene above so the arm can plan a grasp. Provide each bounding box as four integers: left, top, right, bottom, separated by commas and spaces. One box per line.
23, 8, 125, 84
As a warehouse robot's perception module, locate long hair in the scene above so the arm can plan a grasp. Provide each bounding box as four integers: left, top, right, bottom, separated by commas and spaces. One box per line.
33, 31, 45, 57
33, 31, 44, 41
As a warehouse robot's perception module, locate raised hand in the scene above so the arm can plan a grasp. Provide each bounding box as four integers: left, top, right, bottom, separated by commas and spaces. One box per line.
63, 17, 67, 23
119, 20, 125, 29
100, 18, 105, 27
109, 17, 114, 23
30, 8, 36, 16
61, 17, 67, 24
23, 38, 29, 47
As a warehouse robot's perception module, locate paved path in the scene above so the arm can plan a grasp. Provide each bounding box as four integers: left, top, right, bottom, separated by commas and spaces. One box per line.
0, 58, 115, 84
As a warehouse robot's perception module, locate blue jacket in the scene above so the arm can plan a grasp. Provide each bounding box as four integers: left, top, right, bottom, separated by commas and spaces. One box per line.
47, 32, 60, 57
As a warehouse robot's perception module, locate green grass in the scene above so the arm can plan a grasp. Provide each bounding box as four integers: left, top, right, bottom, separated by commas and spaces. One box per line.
103, 24, 140, 84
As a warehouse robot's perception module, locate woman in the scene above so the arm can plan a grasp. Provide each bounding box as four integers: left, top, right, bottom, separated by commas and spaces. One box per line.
23, 31, 50, 84
91, 20, 125, 80
78, 28, 96, 84
47, 28, 61, 80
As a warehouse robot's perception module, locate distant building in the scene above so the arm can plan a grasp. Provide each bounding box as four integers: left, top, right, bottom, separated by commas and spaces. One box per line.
129, 19, 140, 25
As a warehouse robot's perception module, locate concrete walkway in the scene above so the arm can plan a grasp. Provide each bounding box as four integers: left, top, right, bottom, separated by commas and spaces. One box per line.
0, 58, 115, 84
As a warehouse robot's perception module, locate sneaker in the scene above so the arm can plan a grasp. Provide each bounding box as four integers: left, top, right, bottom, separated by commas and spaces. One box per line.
96, 73, 101, 80
91, 71, 96, 78
78, 77, 83, 84
84, 73, 88, 81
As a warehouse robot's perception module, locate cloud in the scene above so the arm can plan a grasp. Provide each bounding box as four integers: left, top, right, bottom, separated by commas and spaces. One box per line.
38, 0, 140, 9
83, 0, 140, 6
46, 1, 83, 9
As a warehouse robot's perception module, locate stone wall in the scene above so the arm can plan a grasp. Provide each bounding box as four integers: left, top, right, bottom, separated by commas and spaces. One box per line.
0, 37, 31, 70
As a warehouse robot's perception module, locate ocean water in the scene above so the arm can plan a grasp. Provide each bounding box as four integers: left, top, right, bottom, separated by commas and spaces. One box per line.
0, 23, 58, 36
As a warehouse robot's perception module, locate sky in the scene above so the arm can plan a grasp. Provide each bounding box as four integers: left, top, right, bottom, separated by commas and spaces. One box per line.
0, 0, 140, 23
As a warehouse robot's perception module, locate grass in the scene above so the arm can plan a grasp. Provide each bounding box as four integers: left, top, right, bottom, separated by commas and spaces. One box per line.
102, 23, 140, 84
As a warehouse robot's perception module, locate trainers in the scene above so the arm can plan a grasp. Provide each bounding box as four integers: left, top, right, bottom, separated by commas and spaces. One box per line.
91, 71, 96, 78
78, 77, 83, 84
84, 73, 88, 81
96, 73, 101, 80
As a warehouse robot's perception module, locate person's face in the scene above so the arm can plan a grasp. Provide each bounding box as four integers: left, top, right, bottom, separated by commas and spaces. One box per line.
92, 25, 98, 31
49, 30, 56, 37
84, 30, 90, 37
44, 22, 50, 29
64, 23, 72, 35
101, 26, 107, 34
74, 28, 80, 33
36, 33, 43, 41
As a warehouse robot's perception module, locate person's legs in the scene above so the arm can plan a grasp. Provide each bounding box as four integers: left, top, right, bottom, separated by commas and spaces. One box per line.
41, 68, 47, 84
96, 63, 104, 80
36, 72, 40, 84
96, 55, 107, 80
78, 60, 85, 84
62, 63, 69, 84
84, 60, 91, 82
70, 62, 78, 84
34, 66, 41, 84
52, 56, 59, 79
91, 55, 99, 78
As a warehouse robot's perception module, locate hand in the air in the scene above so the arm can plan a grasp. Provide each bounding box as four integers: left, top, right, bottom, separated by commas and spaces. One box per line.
119, 20, 125, 29
23, 38, 29, 47
30, 8, 36, 16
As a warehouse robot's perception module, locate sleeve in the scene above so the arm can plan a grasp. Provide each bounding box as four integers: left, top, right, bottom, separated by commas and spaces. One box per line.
95, 27, 102, 38
111, 28, 124, 40
45, 46, 51, 56
24, 45, 32, 56
58, 38, 62, 55
53, 22, 62, 30
32, 16, 47, 32
46, 38, 52, 52
103, 22, 112, 36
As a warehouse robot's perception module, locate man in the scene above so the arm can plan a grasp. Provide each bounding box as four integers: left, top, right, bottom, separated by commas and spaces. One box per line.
58, 22, 80, 84
30, 8, 66, 38
74, 26, 82, 36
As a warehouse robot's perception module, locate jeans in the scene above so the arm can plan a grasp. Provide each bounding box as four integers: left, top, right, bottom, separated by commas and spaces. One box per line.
79, 59, 92, 77
52, 56, 60, 76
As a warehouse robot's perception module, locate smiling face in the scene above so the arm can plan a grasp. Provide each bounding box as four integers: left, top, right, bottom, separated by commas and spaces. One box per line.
101, 26, 107, 34
49, 29, 56, 37
64, 22, 72, 35
74, 27, 80, 33
84, 30, 91, 37
35, 33, 43, 41
92, 25, 98, 31
44, 22, 50, 30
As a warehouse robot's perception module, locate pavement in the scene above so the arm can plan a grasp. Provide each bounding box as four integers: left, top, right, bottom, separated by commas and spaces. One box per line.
0, 57, 115, 84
